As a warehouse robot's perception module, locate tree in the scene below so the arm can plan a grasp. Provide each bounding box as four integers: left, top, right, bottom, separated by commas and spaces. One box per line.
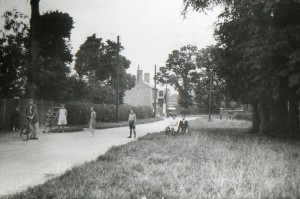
35, 11, 74, 101
0, 9, 29, 98
74, 34, 135, 104
194, 46, 226, 113
158, 45, 199, 108
74, 34, 104, 81
26, 0, 40, 98
183, 0, 300, 135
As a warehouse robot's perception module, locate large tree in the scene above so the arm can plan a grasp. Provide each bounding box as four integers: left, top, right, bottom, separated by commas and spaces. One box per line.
74, 34, 135, 104
0, 10, 29, 98
194, 45, 226, 113
0, 8, 74, 101
158, 45, 199, 108
35, 11, 74, 101
26, 0, 40, 98
183, 0, 300, 135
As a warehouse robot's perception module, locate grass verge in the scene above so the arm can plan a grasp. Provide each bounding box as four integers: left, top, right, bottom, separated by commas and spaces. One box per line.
5, 118, 300, 199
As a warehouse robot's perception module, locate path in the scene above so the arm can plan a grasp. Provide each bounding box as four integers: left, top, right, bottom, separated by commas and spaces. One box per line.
0, 117, 199, 196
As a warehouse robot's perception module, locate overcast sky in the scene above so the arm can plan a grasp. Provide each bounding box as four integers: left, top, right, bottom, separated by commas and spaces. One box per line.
0, 0, 221, 87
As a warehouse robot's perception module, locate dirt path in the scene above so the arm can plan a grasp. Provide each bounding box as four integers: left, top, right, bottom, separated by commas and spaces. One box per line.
0, 117, 200, 196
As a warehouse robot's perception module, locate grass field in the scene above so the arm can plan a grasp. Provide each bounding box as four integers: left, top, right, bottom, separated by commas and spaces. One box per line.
5, 118, 300, 199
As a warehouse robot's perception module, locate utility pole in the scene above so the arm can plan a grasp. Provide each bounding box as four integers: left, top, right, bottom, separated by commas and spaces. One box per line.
154, 65, 157, 117
208, 68, 212, 121
116, 36, 120, 122
165, 83, 168, 117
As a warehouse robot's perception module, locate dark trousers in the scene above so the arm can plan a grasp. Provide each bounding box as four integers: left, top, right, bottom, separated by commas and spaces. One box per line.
129, 121, 136, 138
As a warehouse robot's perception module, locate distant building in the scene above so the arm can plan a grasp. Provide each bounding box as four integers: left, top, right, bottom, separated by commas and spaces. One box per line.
124, 66, 158, 108
124, 67, 179, 116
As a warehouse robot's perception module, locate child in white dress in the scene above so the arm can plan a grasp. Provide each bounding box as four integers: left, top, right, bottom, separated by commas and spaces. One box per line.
57, 104, 67, 133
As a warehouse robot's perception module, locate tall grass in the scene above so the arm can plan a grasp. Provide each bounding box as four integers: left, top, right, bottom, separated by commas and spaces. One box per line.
5, 119, 300, 199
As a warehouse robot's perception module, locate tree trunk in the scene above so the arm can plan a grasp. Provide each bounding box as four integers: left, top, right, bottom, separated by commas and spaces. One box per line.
289, 94, 299, 136
259, 95, 270, 133
270, 96, 289, 135
26, 0, 40, 98
251, 102, 260, 133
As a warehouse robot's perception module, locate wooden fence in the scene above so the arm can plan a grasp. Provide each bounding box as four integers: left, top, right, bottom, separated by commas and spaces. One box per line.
0, 98, 53, 130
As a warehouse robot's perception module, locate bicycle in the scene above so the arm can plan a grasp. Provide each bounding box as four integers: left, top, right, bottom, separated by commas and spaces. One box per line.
20, 117, 33, 141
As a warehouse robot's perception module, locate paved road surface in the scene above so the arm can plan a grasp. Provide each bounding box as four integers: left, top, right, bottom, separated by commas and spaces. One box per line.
0, 117, 199, 196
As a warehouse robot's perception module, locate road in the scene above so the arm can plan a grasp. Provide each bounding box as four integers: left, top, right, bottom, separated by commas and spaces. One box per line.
0, 117, 199, 196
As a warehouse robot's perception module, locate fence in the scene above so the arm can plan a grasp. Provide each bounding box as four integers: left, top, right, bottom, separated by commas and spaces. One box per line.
0, 98, 53, 130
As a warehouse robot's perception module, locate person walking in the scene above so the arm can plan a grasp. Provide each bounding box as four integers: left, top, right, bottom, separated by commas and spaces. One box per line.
89, 106, 96, 136
127, 109, 136, 139
57, 104, 67, 133
24, 99, 39, 140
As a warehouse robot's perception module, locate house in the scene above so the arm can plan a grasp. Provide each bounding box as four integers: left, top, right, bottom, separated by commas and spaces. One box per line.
124, 67, 158, 108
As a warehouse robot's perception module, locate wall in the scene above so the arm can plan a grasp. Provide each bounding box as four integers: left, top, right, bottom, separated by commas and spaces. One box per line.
124, 82, 153, 107
0, 99, 53, 130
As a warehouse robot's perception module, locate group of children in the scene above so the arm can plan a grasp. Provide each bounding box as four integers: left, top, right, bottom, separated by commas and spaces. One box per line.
168, 114, 190, 135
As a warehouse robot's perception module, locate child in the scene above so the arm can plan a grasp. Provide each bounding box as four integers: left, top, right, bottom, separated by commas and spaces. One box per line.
43, 109, 53, 133
178, 114, 190, 135
57, 104, 67, 133
89, 106, 96, 136
169, 114, 178, 135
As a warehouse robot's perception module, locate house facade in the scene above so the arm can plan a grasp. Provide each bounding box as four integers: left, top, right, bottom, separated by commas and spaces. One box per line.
124, 67, 157, 107
124, 67, 179, 116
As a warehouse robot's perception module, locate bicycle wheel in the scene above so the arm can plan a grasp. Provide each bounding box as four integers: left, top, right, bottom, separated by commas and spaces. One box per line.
20, 127, 29, 141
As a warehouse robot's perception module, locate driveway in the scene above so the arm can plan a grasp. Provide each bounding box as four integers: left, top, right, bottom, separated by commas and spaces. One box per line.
0, 117, 200, 196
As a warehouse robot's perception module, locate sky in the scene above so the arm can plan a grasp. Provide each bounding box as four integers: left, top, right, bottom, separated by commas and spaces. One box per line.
0, 0, 221, 88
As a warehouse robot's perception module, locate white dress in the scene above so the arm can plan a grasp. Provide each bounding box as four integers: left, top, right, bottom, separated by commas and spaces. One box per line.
58, 108, 67, 125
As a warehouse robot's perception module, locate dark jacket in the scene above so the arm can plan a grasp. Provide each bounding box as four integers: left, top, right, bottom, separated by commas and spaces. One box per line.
25, 104, 39, 124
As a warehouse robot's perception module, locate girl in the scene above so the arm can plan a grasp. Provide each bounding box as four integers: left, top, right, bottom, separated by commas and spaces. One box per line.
57, 104, 67, 133
89, 106, 96, 136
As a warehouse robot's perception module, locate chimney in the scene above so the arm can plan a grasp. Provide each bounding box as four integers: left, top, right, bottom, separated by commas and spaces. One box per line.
137, 65, 143, 83
144, 73, 150, 83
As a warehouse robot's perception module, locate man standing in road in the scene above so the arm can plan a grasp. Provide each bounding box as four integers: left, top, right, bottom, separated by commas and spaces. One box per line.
25, 99, 39, 140
127, 109, 136, 139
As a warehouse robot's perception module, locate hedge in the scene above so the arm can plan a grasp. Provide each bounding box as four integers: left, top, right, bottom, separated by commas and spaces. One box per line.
64, 101, 153, 125
233, 112, 252, 121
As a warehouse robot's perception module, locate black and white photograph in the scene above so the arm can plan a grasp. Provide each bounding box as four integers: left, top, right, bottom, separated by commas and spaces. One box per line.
0, 0, 299, 198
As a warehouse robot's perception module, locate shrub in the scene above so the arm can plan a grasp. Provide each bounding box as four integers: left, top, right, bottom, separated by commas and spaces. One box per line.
233, 112, 252, 121
64, 101, 154, 125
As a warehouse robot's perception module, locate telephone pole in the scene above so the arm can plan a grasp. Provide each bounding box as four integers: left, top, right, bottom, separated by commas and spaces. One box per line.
154, 65, 157, 117
116, 36, 120, 122
208, 68, 212, 121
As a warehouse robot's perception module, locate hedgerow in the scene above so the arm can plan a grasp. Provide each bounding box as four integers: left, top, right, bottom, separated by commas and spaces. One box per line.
64, 101, 153, 125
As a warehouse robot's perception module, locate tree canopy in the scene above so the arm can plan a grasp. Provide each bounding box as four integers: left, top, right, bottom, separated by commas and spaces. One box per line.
74, 34, 135, 104
183, 0, 300, 135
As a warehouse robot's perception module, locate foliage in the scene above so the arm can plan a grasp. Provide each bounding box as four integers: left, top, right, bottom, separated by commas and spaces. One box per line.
35, 11, 74, 101
194, 45, 226, 113
64, 101, 154, 125
0, 9, 29, 97
233, 112, 252, 121
74, 34, 135, 104
0, 9, 74, 101
157, 45, 199, 108
183, 0, 300, 135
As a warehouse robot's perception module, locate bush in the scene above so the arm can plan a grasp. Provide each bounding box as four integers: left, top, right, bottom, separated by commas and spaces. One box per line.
64, 101, 154, 125
233, 112, 252, 121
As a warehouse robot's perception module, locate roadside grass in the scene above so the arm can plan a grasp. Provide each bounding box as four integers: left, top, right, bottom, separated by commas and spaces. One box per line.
5, 118, 300, 199
94, 117, 164, 129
